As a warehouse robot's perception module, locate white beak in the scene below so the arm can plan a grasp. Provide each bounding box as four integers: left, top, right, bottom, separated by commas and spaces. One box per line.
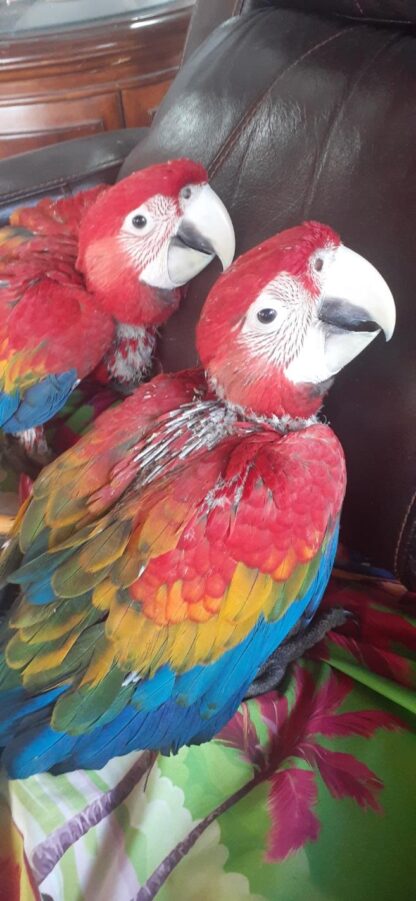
285, 244, 396, 386
167, 184, 235, 286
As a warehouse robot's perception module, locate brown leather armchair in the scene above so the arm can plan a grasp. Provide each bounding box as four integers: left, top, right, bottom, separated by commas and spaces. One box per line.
1, 0, 415, 587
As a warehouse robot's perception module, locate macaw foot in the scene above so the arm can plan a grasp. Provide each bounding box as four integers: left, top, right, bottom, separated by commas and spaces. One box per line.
244, 607, 353, 699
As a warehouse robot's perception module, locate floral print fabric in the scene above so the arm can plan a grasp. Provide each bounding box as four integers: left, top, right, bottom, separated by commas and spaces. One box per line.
1, 551, 415, 901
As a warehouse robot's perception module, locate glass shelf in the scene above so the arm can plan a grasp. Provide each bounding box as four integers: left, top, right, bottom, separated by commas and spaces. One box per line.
0, 0, 187, 36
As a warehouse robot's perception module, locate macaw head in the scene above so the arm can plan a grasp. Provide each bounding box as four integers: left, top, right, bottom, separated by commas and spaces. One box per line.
77, 159, 235, 327
197, 221, 395, 419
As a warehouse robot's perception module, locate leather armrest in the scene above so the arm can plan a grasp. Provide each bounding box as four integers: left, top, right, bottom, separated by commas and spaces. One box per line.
0, 128, 149, 224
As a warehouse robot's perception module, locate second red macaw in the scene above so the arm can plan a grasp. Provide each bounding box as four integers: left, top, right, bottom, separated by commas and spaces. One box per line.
0, 160, 234, 451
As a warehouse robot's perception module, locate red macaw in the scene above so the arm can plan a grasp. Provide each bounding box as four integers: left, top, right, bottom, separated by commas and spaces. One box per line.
0, 160, 234, 452
0, 222, 395, 777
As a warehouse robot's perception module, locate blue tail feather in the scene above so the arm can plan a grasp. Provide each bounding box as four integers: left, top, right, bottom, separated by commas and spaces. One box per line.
0, 685, 66, 744
1, 528, 339, 777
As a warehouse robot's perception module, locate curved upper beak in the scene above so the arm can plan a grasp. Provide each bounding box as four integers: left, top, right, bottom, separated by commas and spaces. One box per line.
315, 244, 396, 378
319, 245, 396, 341
167, 184, 235, 286
285, 243, 396, 387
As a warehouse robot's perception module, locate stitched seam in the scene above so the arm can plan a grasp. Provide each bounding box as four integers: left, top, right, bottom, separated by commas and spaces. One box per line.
334, 13, 412, 24
208, 25, 354, 179
0, 158, 125, 203
394, 488, 416, 574
303, 31, 399, 216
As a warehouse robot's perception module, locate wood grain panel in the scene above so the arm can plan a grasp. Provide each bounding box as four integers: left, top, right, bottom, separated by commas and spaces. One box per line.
0, 93, 123, 160
0, 1, 193, 159
122, 79, 173, 127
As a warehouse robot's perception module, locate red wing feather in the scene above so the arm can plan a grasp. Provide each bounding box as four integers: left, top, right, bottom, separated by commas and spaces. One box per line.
0, 186, 113, 393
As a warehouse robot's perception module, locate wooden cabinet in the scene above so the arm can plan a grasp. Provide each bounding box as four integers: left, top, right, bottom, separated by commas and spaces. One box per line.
0, 93, 124, 157
0, 1, 193, 160
122, 79, 174, 128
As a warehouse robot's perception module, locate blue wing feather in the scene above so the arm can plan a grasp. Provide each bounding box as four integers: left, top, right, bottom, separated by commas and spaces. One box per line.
1, 369, 77, 432
0, 525, 339, 777
0, 390, 20, 427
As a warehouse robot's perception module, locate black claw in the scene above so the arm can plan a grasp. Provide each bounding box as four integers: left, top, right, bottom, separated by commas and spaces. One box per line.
245, 607, 356, 699
339, 608, 360, 627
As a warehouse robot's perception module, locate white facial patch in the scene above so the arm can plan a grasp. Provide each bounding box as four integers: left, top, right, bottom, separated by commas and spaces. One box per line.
119, 193, 179, 289
178, 181, 205, 215
285, 322, 379, 384
240, 274, 312, 368
309, 245, 338, 291
140, 246, 176, 290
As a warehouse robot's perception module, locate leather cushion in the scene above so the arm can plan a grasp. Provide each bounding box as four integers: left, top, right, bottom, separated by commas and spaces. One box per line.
182, 0, 416, 66
260, 1, 416, 25
120, 8, 416, 583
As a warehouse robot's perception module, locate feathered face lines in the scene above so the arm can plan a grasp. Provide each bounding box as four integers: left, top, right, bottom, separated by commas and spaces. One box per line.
197, 220, 395, 419
114, 177, 235, 292
234, 238, 341, 375
238, 273, 315, 371
76, 161, 235, 325
209, 247, 334, 413
118, 193, 179, 276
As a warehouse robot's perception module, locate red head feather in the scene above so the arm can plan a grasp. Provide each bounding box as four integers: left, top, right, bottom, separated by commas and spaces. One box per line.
197, 222, 341, 419
77, 159, 208, 326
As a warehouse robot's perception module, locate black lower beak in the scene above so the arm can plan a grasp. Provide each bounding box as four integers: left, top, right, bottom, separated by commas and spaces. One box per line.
172, 221, 216, 258
319, 299, 381, 333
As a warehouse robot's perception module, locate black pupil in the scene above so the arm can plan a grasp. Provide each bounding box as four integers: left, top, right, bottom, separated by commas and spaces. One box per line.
132, 214, 147, 229
257, 308, 277, 324
314, 257, 324, 272
182, 187, 192, 199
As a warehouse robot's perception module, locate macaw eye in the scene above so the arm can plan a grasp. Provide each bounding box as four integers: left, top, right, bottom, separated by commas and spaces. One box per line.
257, 308, 278, 324
180, 186, 192, 201
132, 214, 147, 229
314, 257, 324, 272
